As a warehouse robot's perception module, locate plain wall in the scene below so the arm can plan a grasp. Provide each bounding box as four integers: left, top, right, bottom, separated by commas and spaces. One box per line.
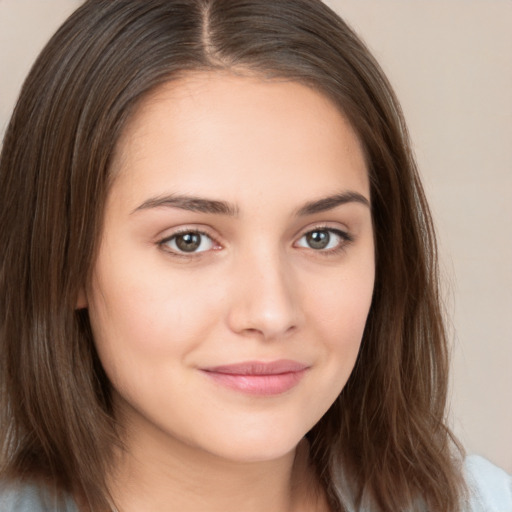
1, 0, 511, 472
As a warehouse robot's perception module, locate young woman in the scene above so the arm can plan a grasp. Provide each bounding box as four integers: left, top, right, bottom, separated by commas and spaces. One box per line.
0, 1, 510, 511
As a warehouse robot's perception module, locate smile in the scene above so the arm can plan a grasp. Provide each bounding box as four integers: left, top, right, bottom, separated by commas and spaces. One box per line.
200, 360, 309, 395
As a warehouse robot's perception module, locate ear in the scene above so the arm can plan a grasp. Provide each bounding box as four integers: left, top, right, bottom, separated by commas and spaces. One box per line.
76, 288, 88, 309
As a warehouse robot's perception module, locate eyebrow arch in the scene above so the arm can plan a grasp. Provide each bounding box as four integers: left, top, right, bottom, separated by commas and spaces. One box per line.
131, 190, 370, 217
295, 191, 370, 216
131, 194, 239, 216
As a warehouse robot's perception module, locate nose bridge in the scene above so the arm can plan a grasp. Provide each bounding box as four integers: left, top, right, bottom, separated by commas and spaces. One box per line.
227, 242, 300, 339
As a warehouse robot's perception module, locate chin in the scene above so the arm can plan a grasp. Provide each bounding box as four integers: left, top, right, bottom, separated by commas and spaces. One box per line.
194, 420, 310, 464
210, 440, 299, 464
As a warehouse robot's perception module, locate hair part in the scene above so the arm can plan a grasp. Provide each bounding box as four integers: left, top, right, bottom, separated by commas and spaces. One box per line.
0, 1, 465, 510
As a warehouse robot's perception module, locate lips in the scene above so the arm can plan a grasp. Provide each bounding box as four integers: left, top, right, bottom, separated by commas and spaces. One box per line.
201, 360, 309, 395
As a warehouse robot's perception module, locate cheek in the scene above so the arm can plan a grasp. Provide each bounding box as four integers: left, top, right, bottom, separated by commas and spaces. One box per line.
86, 263, 223, 380
286, 267, 374, 430
307, 263, 374, 372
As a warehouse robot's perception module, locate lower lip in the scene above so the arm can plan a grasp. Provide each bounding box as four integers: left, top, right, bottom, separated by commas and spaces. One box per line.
202, 370, 307, 395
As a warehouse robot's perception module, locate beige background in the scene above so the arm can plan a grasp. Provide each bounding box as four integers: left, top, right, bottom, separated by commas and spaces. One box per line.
1, 0, 511, 473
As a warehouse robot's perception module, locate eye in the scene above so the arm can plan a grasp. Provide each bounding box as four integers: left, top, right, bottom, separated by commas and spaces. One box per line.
296, 228, 351, 252
160, 230, 216, 254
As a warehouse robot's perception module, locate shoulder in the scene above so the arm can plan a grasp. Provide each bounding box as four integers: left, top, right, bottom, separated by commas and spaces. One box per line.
464, 455, 512, 511
0, 480, 77, 512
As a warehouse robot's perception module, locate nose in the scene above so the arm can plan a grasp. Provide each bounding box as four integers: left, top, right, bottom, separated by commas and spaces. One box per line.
226, 248, 301, 340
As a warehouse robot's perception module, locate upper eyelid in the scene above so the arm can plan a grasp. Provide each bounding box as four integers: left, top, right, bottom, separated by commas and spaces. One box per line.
294, 228, 354, 257
296, 223, 352, 239
295, 227, 353, 245
158, 226, 219, 243
157, 228, 219, 251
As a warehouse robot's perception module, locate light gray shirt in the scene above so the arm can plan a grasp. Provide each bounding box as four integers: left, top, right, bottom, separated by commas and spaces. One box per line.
0, 455, 510, 511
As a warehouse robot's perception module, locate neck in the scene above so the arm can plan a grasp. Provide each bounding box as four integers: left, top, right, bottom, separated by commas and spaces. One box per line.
106, 421, 325, 512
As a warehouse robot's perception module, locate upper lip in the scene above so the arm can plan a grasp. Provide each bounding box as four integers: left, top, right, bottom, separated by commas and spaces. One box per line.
201, 360, 309, 375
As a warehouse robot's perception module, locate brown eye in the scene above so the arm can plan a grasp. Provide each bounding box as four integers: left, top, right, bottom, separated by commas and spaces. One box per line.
161, 231, 214, 254
175, 233, 201, 252
305, 230, 331, 249
296, 228, 351, 252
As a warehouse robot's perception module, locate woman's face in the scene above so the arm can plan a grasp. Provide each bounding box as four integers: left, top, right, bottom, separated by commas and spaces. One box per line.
84, 72, 375, 463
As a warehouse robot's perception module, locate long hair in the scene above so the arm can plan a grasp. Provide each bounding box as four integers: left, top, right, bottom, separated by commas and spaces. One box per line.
0, 1, 465, 510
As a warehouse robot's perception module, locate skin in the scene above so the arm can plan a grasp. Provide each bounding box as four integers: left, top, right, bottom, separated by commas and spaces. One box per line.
82, 72, 375, 512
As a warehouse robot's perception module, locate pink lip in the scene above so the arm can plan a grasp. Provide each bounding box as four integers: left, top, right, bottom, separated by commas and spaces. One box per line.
201, 360, 309, 396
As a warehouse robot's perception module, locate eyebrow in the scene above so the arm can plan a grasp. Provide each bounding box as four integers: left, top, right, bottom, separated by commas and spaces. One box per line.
131, 190, 370, 217
131, 195, 239, 216
295, 191, 370, 216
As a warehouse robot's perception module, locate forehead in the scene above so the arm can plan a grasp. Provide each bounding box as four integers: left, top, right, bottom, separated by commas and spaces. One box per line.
110, 71, 369, 209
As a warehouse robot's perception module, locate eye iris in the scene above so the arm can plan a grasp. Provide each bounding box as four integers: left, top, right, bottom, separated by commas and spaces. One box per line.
175, 233, 201, 252
307, 230, 330, 249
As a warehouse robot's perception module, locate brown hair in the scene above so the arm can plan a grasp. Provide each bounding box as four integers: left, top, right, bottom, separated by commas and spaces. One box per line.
0, 0, 465, 510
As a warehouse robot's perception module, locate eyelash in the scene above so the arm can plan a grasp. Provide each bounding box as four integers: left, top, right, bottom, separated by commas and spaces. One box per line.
158, 228, 219, 257
157, 226, 353, 258
295, 226, 353, 255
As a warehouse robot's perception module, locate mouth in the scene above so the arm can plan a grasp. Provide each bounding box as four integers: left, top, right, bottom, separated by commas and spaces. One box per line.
200, 360, 309, 396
